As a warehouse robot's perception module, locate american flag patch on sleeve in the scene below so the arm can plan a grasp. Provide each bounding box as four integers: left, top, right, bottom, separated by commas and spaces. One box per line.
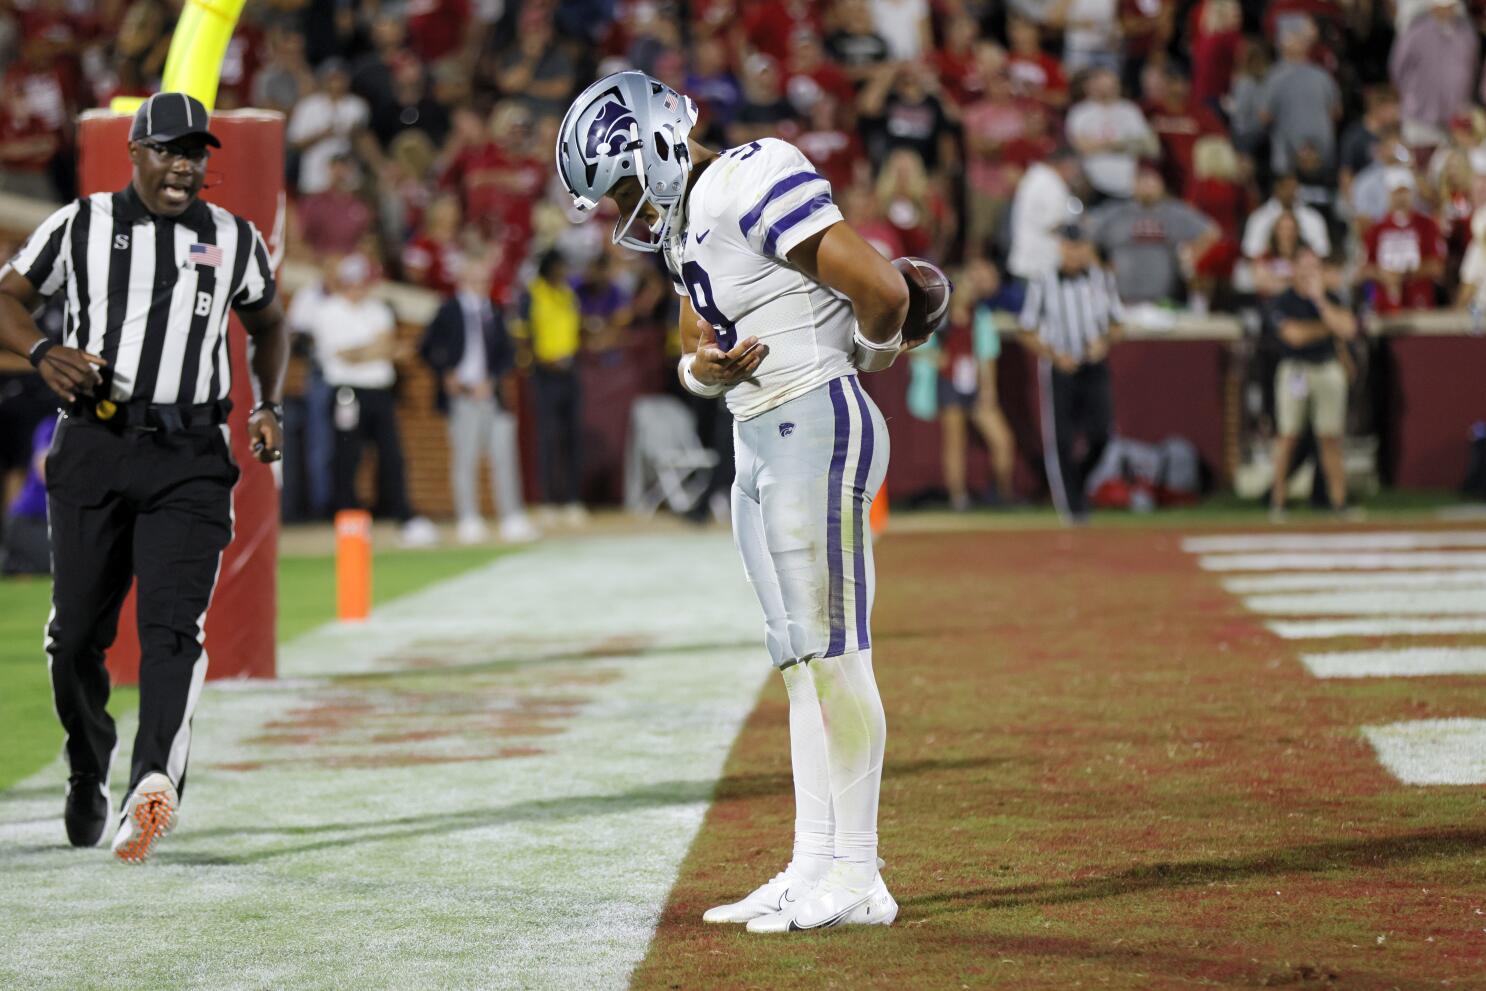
189, 243, 223, 267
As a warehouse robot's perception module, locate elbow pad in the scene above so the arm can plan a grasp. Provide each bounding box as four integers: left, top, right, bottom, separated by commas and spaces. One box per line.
852, 327, 903, 373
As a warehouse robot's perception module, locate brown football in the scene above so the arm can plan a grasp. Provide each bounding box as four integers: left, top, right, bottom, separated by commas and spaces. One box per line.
893, 257, 952, 344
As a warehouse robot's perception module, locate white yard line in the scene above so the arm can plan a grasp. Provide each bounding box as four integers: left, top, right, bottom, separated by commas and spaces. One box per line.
0, 534, 771, 991
1183, 531, 1486, 553
1266, 617, 1486, 639
1222, 570, 1486, 593
1300, 647, 1486, 679
1362, 719, 1486, 786
1198, 551, 1486, 571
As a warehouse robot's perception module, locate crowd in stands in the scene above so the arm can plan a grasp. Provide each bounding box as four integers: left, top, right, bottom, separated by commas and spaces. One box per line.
5, 0, 1486, 532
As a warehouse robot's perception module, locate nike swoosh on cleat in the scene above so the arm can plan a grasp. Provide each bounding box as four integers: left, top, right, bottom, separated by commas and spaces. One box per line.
787, 903, 859, 931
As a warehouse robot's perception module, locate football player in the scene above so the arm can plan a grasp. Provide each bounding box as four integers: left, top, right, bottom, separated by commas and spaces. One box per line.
557, 71, 936, 932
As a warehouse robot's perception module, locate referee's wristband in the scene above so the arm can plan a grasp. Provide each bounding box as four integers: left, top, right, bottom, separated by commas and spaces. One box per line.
679, 353, 728, 398
27, 338, 55, 368
251, 401, 284, 424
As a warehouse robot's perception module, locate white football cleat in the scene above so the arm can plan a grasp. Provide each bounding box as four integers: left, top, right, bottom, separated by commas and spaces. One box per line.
111, 772, 178, 864
703, 867, 820, 924
746, 864, 898, 933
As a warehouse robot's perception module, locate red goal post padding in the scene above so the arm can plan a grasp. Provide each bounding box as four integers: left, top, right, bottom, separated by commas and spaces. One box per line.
77, 109, 285, 684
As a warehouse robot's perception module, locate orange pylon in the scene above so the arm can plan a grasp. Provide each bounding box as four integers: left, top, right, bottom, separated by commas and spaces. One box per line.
870, 481, 889, 536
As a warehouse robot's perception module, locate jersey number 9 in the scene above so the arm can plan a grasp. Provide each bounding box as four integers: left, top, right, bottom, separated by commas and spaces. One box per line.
682, 261, 738, 351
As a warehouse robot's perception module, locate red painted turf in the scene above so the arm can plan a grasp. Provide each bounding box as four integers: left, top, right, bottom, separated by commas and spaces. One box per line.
630, 528, 1486, 991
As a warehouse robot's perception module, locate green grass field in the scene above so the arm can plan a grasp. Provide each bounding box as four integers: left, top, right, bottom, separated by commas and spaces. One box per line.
0, 542, 515, 792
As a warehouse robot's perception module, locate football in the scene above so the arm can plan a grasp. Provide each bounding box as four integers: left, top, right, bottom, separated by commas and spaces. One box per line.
893, 256, 952, 344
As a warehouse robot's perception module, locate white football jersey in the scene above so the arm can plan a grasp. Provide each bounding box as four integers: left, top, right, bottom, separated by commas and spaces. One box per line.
663, 138, 857, 421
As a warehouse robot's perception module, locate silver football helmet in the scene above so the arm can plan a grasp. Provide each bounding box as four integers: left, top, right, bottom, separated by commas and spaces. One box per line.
555, 70, 699, 253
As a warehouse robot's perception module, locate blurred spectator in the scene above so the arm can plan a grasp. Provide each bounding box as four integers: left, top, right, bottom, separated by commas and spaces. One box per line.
0, 72, 62, 200
787, 28, 856, 114
1226, 33, 1273, 157
1251, 210, 1306, 299
1453, 173, 1486, 307
402, 193, 467, 297
1, 416, 54, 577
419, 250, 538, 545
1267, 248, 1358, 517
297, 154, 375, 259
1258, 16, 1341, 177
251, 27, 315, 116
351, 13, 413, 116
686, 34, 743, 131
841, 180, 906, 258
513, 252, 588, 524
1338, 86, 1401, 193
578, 252, 637, 353
1119, 0, 1176, 76
1427, 112, 1485, 185
931, 16, 984, 107
311, 254, 438, 546
796, 94, 868, 191
1243, 173, 1331, 259
1189, 0, 1242, 107
1090, 165, 1219, 305
962, 69, 1036, 260
869, 0, 931, 62
1350, 129, 1412, 224
368, 60, 450, 151
1066, 67, 1157, 202
487, 8, 576, 118
1185, 135, 1250, 249
1360, 168, 1446, 314
825, 0, 891, 82
859, 60, 958, 172
1008, 145, 1082, 280
933, 258, 1018, 509
731, 53, 797, 145
1147, 70, 1225, 195
1006, 16, 1068, 111
405, 0, 473, 64
1434, 149, 1475, 285
1046, 0, 1120, 73
875, 149, 953, 260
1389, 0, 1479, 150
286, 59, 370, 196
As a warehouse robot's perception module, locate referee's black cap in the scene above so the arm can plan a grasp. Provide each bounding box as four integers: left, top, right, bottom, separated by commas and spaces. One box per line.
130, 93, 221, 148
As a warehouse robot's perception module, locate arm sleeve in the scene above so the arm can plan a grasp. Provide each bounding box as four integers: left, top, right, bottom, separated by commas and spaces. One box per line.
1, 201, 80, 299
736, 139, 844, 262
232, 220, 277, 312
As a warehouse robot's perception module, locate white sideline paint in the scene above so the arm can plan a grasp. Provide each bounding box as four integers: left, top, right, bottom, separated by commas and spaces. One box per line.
1183, 531, 1486, 553
1362, 719, 1486, 785
0, 534, 773, 991
1243, 589, 1486, 615
1301, 647, 1486, 679
1223, 570, 1486, 593
1267, 616, 1486, 639
1200, 551, 1486, 571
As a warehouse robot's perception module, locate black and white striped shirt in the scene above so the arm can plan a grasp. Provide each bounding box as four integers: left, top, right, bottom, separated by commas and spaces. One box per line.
1018, 266, 1124, 363
2, 185, 276, 404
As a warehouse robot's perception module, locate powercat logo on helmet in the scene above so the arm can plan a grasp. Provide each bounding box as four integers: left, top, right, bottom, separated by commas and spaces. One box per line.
585, 100, 637, 160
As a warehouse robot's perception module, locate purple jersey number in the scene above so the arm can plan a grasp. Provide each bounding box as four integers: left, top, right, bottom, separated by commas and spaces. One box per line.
681, 260, 738, 351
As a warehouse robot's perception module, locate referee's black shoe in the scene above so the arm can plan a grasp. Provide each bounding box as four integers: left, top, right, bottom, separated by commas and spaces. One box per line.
64, 775, 109, 847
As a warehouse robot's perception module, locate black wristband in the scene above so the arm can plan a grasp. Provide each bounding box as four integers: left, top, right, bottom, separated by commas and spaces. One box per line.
252, 401, 283, 424
27, 338, 55, 368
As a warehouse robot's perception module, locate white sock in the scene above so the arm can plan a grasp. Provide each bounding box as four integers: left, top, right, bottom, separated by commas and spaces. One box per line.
781, 662, 834, 880
812, 649, 886, 882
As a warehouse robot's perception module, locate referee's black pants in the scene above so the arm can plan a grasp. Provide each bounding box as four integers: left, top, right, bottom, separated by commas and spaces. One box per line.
44, 415, 236, 801
1041, 359, 1113, 519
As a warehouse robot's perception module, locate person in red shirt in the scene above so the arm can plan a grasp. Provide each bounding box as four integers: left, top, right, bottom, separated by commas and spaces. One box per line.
1120, 0, 1176, 70
741, 0, 820, 64
1185, 134, 1249, 294
932, 14, 984, 107
1006, 15, 1068, 111
0, 72, 60, 200
1146, 70, 1226, 194
1188, 0, 1241, 107
296, 154, 375, 259
405, 0, 472, 63
794, 94, 869, 192
785, 30, 855, 111
402, 193, 467, 297
1362, 169, 1446, 314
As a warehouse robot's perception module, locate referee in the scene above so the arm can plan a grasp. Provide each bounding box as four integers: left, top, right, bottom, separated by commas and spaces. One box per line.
1019, 223, 1124, 524
0, 93, 287, 862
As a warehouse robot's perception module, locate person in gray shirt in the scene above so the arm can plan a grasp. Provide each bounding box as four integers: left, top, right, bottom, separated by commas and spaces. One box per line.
1089, 166, 1219, 304
1258, 17, 1342, 175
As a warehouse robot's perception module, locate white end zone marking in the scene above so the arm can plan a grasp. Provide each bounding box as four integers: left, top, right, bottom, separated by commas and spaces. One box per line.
1183, 531, 1486, 553
1362, 719, 1486, 785
1223, 571, 1486, 593
1268, 617, 1486, 639
1200, 552, 1486, 571
1301, 647, 1486, 679
1243, 589, 1486, 615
